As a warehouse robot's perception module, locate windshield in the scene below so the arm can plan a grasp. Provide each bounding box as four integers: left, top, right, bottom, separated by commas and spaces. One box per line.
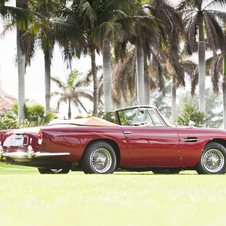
118, 108, 165, 126
156, 109, 172, 127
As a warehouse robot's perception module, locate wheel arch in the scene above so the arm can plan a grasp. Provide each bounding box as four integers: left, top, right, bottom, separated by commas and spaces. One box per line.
196, 139, 226, 174
194, 139, 226, 167
81, 139, 121, 166
205, 139, 226, 150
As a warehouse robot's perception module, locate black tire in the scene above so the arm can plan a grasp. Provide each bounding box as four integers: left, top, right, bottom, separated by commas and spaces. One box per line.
152, 169, 181, 174
81, 141, 117, 174
196, 142, 226, 174
38, 168, 70, 174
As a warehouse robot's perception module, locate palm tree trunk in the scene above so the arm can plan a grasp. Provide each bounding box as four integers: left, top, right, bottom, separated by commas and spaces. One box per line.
68, 98, 71, 119
144, 70, 150, 105
17, 29, 25, 123
171, 76, 176, 124
223, 56, 226, 129
91, 46, 98, 117
103, 40, 111, 113
144, 58, 149, 105
198, 41, 206, 113
198, 16, 205, 113
44, 50, 51, 115
136, 43, 144, 105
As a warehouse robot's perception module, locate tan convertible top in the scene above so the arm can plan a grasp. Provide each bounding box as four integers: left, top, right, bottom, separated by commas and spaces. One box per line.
49, 117, 119, 127
83, 117, 119, 127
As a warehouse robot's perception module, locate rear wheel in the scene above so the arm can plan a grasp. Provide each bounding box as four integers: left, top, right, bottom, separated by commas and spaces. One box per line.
38, 168, 70, 174
196, 142, 226, 174
81, 141, 117, 174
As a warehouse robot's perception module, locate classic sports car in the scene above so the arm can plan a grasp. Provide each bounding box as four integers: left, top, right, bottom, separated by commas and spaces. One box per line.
0, 105, 226, 175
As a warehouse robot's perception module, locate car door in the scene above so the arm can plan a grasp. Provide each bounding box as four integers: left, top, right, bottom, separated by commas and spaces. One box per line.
121, 126, 179, 166
119, 108, 180, 166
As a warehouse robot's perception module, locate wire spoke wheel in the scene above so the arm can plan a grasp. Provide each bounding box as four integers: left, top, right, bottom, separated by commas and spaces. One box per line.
201, 149, 224, 173
90, 148, 112, 173
81, 141, 117, 174
50, 169, 64, 173
196, 142, 226, 174
38, 168, 70, 174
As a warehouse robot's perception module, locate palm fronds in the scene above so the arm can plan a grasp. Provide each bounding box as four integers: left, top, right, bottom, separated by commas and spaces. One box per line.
51, 69, 94, 118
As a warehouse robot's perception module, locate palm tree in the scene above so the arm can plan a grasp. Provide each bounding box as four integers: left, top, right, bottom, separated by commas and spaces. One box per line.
131, 10, 160, 106
223, 57, 226, 129
85, 65, 104, 107
0, 0, 44, 30
58, 0, 159, 115
51, 69, 93, 119
112, 1, 180, 108
29, 0, 62, 115
205, 50, 226, 128
2, 0, 36, 123
16, 0, 33, 123
111, 48, 137, 108
55, 0, 99, 116
178, 0, 226, 113
1, 0, 49, 123
98, 0, 159, 111
145, 0, 184, 123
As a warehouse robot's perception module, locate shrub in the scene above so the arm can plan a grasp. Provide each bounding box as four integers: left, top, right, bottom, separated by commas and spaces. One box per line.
175, 104, 206, 127
0, 115, 19, 130
0, 104, 56, 129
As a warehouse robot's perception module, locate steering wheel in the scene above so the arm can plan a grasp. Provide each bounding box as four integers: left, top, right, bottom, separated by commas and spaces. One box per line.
122, 120, 134, 126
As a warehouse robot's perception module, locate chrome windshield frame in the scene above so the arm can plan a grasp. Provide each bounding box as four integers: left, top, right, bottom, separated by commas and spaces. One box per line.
115, 105, 169, 127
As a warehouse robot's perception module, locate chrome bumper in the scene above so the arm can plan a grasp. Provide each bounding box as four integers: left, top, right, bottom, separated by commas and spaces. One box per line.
0, 145, 70, 161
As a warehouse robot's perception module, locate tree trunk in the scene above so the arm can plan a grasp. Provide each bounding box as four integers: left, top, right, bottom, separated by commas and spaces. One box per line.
103, 40, 111, 113
44, 50, 51, 115
144, 57, 149, 105
68, 98, 71, 119
136, 43, 144, 105
171, 79, 176, 125
223, 56, 226, 129
198, 16, 205, 113
17, 28, 25, 123
91, 46, 98, 117
144, 70, 150, 105
198, 41, 206, 113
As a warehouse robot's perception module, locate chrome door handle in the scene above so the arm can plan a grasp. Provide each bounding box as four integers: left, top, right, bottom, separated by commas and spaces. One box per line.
124, 131, 133, 134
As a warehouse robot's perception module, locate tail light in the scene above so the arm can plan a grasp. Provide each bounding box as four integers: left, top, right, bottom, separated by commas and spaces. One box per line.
38, 129, 43, 145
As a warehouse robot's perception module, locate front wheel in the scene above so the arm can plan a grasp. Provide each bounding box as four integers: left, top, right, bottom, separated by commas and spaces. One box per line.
38, 168, 70, 174
81, 141, 117, 174
196, 142, 226, 174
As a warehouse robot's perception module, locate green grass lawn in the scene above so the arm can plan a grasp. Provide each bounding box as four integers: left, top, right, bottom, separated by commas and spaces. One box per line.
0, 162, 226, 226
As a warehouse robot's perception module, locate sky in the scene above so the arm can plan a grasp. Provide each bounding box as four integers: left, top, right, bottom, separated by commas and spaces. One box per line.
0, 0, 184, 119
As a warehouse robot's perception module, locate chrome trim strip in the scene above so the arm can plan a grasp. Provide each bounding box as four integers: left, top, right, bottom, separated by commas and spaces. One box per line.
1, 150, 70, 159
33, 152, 70, 158
23, 136, 29, 146
116, 105, 156, 112
2, 152, 28, 158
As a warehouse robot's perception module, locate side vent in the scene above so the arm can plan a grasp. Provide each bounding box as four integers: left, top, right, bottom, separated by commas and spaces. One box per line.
183, 137, 198, 142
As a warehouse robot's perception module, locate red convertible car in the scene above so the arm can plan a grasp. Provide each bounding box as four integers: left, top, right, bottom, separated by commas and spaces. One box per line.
0, 105, 226, 174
